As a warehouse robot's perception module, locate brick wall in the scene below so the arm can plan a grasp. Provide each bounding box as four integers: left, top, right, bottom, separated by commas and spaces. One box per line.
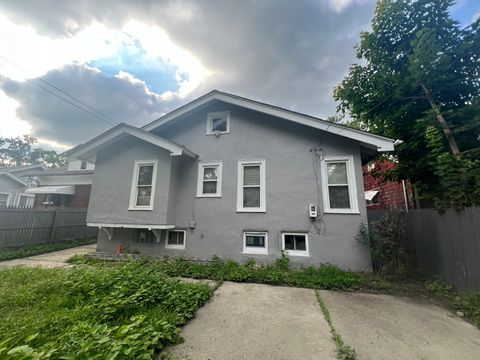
363, 160, 414, 210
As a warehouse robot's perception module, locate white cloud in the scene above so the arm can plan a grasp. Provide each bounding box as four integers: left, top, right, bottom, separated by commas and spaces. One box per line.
0, 14, 208, 141
0, 90, 31, 137
328, 0, 372, 13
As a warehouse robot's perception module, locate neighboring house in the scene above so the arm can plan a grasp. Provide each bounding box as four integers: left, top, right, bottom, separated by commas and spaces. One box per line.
65, 90, 397, 270
0, 165, 44, 207
25, 160, 95, 208
363, 160, 414, 211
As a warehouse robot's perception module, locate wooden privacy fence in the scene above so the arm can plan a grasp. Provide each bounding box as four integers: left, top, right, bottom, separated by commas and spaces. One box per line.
368, 208, 480, 292
0, 207, 98, 248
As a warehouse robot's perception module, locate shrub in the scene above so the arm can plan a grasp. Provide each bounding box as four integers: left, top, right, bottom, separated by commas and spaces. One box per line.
357, 209, 409, 276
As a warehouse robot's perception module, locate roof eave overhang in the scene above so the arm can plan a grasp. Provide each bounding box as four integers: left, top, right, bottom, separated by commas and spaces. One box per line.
65, 126, 197, 163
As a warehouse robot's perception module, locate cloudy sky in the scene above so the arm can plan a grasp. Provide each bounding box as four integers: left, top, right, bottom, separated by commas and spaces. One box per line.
0, 0, 478, 150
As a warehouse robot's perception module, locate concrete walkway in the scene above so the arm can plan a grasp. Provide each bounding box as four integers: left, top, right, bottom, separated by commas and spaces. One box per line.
0, 244, 96, 268
166, 283, 480, 360
320, 290, 480, 360
166, 282, 337, 360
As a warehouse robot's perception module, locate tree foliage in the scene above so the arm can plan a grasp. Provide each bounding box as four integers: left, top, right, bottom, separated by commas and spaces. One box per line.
0, 135, 66, 168
335, 0, 480, 208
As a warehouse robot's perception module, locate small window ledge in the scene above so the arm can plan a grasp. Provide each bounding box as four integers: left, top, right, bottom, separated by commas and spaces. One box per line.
237, 209, 266, 213
284, 251, 309, 257
323, 210, 360, 215
128, 207, 153, 211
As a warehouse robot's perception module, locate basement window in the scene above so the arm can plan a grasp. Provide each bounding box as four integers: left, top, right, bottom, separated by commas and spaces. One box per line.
206, 111, 230, 134
166, 230, 186, 250
243, 232, 268, 255
282, 233, 309, 257
136, 229, 155, 243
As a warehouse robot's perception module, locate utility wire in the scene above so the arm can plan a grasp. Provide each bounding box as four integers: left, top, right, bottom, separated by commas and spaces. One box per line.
0, 55, 118, 127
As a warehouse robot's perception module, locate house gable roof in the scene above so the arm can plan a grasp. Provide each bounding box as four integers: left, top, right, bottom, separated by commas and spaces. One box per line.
64, 123, 198, 162
142, 90, 396, 152
0, 172, 28, 186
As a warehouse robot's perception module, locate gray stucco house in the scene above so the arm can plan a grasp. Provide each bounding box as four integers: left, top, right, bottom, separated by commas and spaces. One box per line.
66, 91, 396, 270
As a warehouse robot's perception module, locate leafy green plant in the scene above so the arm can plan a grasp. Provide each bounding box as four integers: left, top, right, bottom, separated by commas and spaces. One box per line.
425, 126, 480, 210
0, 261, 213, 359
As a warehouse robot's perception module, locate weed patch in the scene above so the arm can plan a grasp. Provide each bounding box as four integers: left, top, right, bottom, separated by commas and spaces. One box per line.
0, 238, 96, 262
425, 280, 480, 327
152, 254, 365, 291
0, 261, 212, 359
315, 291, 356, 360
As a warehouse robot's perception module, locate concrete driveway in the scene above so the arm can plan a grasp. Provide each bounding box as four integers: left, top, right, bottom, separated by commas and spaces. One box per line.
0, 244, 96, 268
320, 290, 480, 360
166, 282, 336, 360
165, 282, 480, 360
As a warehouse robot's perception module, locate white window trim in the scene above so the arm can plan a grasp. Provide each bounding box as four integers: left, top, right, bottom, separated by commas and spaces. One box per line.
243, 231, 268, 255
237, 159, 266, 212
321, 155, 359, 214
128, 160, 158, 211
282, 232, 309, 257
17, 194, 35, 207
165, 230, 186, 250
0, 192, 11, 206
206, 111, 230, 135
196, 161, 223, 197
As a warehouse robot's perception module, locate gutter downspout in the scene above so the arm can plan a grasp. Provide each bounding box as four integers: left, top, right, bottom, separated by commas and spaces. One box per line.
402, 180, 409, 212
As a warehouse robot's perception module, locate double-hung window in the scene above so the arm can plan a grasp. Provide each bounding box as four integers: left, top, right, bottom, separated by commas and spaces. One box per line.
321, 156, 358, 213
206, 111, 230, 134
237, 159, 266, 212
166, 230, 186, 250
129, 160, 157, 210
282, 233, 309, 257
243, 231, 268, 255
197, 162, 222, 197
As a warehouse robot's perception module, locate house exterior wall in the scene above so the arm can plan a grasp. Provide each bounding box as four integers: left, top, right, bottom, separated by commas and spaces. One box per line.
87, 136, 174, 225
93, 102, 371, 271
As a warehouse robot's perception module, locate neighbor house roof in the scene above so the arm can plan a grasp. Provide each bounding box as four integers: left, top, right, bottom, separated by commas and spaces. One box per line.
0, 164, 45, 173
142, 90, 397, 152
26, 167, 95, 177
64, 123, 198, 162
0, 172, 28, 186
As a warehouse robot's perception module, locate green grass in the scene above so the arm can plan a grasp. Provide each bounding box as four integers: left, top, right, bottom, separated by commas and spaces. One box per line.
73, 253, 366, 291
0, 238, 96, 262
0, 261, 213, 359
315, 291, 356, 360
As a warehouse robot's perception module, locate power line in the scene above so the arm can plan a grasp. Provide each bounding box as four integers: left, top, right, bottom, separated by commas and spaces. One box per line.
0, 55, 118, 127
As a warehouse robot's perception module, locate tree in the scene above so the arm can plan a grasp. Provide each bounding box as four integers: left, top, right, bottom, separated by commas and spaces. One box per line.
0, 135, 66, 168
334, 0, 480, 207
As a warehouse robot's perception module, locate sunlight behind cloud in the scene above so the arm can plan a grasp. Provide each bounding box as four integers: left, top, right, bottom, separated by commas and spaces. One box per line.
0, 14, 207, 98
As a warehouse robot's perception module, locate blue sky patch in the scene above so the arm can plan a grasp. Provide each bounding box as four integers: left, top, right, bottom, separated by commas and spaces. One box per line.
88, 39, 181, 95
450, 0, 480, 27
